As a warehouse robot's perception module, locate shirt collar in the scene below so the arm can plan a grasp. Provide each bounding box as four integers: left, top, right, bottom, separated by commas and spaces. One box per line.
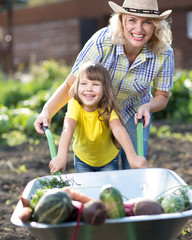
116, 44, 125, 55
142, 44, 155, 59
131, 45, 155, 69
117, 44, 155, 59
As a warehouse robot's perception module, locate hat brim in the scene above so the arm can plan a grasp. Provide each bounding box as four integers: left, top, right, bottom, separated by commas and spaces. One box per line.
108, 1, 172, 20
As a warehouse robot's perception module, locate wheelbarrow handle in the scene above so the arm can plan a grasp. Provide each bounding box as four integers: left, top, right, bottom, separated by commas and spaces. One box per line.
41, 124, 61, 175
137, 118, 144, 157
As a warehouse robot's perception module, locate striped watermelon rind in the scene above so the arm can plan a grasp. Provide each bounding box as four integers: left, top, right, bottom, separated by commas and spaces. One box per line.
33, 189, 73, 224
161, 195, 185, 213
99, 185, 125, 219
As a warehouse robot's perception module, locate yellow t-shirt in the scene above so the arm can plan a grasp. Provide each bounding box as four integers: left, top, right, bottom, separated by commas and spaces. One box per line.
65, 99, 119, 167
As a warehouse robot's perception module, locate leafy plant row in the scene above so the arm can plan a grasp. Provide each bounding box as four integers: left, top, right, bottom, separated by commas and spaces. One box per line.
0, 60, 70, 145
154, 70, 192, 121
0, 60, 192, 145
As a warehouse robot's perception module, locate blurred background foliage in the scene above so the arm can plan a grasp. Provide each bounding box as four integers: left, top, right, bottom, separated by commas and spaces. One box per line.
154, 70, 192, 121
0, 60, 192, 146
28, 0, 65, 7
0, 60, 71, 145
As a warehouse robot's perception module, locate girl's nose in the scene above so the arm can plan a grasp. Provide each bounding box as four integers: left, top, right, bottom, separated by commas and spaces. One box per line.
86, 83, 93, 91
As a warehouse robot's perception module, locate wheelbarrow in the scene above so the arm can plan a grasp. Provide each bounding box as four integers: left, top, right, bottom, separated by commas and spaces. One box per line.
10, 122, 192, 240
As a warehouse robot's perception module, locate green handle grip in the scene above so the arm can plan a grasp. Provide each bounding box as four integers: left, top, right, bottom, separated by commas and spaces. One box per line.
41, 124, 61, 175
42, 125, 57, 159
137, 118, 144, 157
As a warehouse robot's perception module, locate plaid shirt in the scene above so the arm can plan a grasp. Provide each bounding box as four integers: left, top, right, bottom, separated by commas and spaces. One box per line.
72, 27, 174, 123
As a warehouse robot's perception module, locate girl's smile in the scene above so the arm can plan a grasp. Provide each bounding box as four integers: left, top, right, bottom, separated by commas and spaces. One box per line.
78, 72, 103, 112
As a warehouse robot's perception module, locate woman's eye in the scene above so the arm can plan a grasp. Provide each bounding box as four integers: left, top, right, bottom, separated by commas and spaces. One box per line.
144, 19, 152, 24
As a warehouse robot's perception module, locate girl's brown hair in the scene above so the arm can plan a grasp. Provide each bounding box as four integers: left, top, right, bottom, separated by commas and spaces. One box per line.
70, 61, 125, 149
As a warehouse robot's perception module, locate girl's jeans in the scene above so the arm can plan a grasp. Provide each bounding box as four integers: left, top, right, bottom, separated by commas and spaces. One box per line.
74, 154, 119, 173
120, 115, 151, 169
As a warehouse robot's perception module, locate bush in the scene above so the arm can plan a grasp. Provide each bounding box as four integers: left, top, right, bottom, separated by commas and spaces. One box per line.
0, 61, 192, 145
153, 70, 192, 122
0, 60, 71, 108
0, 114, 10, 134
0, 60, 71, 144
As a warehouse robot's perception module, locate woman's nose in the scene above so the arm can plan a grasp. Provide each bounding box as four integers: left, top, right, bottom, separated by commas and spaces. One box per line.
135, 22, 143, 31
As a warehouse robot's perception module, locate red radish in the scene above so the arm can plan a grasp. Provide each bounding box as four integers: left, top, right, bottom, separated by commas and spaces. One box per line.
123, 200, 135, 216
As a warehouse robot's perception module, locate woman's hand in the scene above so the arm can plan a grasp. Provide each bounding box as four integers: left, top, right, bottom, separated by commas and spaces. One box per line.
34, 111, 51, 134
34, 73, 76, 134
135, 89, 170, 128
134, 104, 150, 128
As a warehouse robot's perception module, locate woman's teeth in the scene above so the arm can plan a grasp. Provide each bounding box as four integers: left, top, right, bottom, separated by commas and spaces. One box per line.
132, 34, 144, 39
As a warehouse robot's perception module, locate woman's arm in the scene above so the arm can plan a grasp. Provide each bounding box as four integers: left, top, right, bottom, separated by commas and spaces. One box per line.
34, 73, 76, 134
109, 119, 148, 169
135, 89, 170, 128
49, 118, 76, 173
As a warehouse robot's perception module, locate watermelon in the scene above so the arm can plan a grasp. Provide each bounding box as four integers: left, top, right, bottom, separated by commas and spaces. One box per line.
33, 189, 73, 224
99, 185, 125, 219
161, 195, 185, 213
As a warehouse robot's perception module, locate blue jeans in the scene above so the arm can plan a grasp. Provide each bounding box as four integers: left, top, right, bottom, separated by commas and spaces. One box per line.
120, 115, 151, 169
74, 154, 119, 173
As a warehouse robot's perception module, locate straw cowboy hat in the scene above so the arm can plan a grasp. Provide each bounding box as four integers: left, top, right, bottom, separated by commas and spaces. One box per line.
108, 0, 172, 20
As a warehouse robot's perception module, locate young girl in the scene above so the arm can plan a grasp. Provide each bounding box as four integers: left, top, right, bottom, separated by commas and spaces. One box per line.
49, 62, 148, 173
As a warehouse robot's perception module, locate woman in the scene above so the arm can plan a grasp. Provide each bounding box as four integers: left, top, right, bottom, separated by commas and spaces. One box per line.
34, 0, 174, 169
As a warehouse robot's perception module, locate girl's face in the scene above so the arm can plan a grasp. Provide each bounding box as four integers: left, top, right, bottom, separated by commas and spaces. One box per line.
78, 71, 103, 112
123, 14, 155, 51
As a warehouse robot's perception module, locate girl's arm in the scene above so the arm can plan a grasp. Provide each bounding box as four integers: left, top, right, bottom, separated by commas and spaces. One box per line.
34, 73, 76, 134
109, 119, 148, 169
135, 89, 169, 128
49, 118, 76, 173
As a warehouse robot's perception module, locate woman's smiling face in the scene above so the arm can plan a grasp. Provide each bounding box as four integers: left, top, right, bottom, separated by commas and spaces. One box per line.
123, 14, 155, 50
78, 71, 103, 112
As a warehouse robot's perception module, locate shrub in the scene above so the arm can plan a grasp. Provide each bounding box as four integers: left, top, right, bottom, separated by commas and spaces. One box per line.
0, 61, 192, 145
153, 70, 192, 122
0, 60, 71, 143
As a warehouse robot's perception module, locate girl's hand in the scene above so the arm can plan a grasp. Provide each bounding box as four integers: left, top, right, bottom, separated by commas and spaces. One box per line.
129, 156, 148, 169
49, 156, 66, 174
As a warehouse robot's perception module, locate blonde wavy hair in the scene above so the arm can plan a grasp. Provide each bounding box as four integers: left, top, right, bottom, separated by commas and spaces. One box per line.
109, 13, 173, 55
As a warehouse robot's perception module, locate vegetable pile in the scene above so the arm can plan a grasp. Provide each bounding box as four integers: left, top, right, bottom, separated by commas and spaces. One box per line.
18, 178, 192, 229
156, 185, 192, 213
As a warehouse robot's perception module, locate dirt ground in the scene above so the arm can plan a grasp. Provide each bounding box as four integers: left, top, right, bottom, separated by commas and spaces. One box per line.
0, 120, 192, 240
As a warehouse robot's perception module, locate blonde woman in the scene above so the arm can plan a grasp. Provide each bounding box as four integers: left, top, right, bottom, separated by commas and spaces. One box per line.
49, 62, 147, 173
35, 0, 174, 169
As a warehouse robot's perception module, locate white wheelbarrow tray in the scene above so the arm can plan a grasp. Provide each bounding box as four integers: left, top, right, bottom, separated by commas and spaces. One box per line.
11, 168, 192, 240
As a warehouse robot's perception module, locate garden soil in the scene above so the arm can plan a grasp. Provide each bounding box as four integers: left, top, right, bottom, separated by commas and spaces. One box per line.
0, 120, 192, 240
